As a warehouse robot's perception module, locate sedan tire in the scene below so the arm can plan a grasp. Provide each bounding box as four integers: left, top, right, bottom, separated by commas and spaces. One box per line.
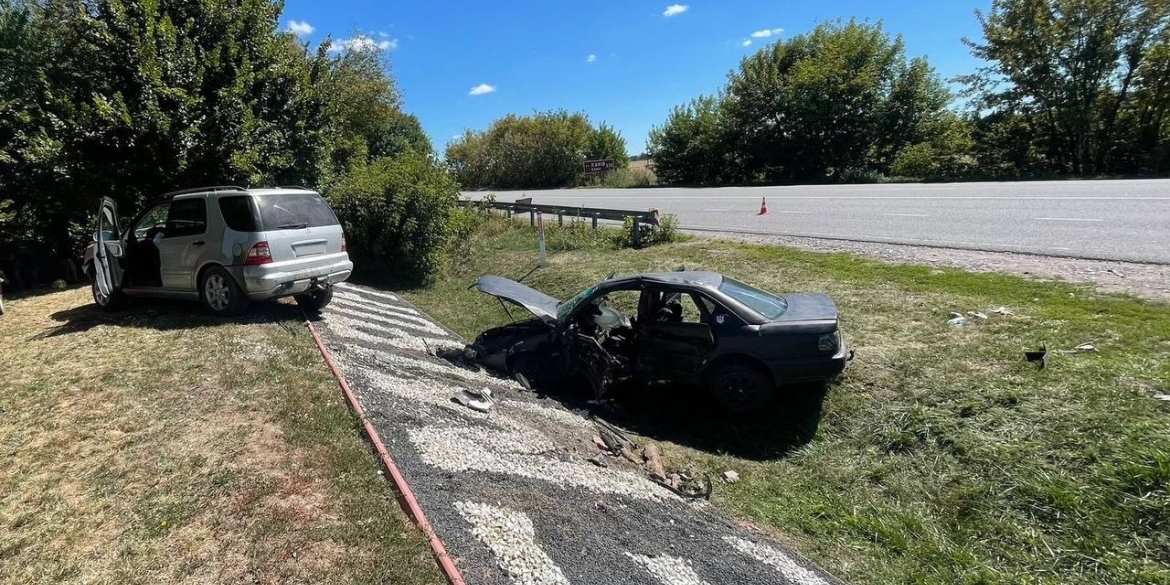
709, 362, 775, 415
200, 266, 249, 317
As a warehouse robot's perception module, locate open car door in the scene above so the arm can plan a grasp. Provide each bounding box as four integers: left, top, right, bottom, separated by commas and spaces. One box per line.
93, 197, 124, 304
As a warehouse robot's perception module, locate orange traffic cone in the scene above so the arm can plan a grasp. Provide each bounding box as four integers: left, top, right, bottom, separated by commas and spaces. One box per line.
758, 197, 769, 215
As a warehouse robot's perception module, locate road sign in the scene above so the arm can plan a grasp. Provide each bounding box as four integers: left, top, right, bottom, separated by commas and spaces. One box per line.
583, 159, 616, 175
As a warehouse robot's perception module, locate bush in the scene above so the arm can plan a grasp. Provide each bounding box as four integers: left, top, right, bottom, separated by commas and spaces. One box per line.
609, 213, 682, 248
328, 152, 460, 284
583, 167, 658, 188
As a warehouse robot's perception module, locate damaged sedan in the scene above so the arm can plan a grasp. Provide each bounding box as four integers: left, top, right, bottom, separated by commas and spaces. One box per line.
465, 271, 849, 414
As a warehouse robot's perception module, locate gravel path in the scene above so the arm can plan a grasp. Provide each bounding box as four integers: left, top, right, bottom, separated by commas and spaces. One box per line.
315, 282, 846, 585
694, 230, 1170, 303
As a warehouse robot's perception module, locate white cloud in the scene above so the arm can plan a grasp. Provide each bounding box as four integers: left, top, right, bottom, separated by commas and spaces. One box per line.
469, 83, 497, 96
741, 39, 752, 47
287, 20, 314, 36
663, 4, 688, 17
329, 35, 398, 53
587, 54, 597, 63
750, 27, 784, 38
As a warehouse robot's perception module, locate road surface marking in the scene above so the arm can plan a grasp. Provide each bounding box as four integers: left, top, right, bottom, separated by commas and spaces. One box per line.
625, 553, 711, 585
1034, 217, 1104, 222
725, 536, 829, 585
884, 213, 929, 217
455, 502, 571, 585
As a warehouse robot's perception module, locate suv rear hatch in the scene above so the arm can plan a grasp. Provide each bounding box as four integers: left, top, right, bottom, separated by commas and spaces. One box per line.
254, 192, 344, 262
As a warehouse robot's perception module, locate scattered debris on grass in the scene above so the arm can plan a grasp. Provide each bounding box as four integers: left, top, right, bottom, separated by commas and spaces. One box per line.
722, 470, 740, 484
947, 315, 967, 327
1025, 345, 1050, 369
967, 311, 989, 320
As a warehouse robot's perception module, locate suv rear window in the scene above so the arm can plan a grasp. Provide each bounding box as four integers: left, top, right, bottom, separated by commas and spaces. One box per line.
218, 196, 260, 232
256, 193, 339, 230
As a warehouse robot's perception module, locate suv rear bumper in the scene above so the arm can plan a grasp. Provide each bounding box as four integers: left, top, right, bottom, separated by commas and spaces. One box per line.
232, 255, 353, 300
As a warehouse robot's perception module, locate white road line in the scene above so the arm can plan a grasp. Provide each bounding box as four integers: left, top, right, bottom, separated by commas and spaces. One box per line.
454, 502, 571, 585
884, 213, 929, 217
335, 283, 399, 302
625, 553, 711, 585
1034, 217, 1104, 222
725, 536, 828, 585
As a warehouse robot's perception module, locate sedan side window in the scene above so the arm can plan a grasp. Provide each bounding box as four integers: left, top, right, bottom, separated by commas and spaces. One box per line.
165, 198, 207, 238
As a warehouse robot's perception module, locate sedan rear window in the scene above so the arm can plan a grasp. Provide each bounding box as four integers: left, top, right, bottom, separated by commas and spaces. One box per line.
718, 278, 788, 319
256, 193, 339, 230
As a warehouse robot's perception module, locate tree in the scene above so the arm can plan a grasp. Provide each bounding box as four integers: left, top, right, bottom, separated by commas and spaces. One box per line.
646, 95, 732, 185
649, 20, 956, 185
960, 0, 1170, 175
445, 111, 629, 189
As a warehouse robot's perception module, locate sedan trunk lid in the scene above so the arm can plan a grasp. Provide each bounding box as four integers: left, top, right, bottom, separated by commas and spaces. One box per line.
759, 292, 839, 335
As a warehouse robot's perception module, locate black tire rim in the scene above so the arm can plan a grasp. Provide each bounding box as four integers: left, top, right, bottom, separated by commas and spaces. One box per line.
719, 372, 763, 410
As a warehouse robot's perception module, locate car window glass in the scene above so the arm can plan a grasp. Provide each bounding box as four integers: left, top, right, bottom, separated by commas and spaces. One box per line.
218, 196, 260, 232
165, 198, 207, 238
256, 193, 338, 230
718, 278, 788, 319
134, 204, 170, 240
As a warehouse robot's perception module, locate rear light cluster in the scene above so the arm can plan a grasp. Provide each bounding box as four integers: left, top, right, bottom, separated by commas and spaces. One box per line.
341, 233, 347, 253
244, 241, 272, 265
818, 331, 841, 353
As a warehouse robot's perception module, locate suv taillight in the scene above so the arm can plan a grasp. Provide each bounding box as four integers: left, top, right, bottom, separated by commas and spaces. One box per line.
341, 234, 347, 253
245, 241, 272, 266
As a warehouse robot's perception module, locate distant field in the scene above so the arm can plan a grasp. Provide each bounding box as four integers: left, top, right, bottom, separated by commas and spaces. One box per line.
628, 159, 652, 171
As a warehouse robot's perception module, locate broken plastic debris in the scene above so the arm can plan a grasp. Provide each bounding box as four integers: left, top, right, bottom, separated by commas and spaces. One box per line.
1025, 345, 1049, 370
994, 307, 1014, 316
947, 316, 966, 327
967, 311, 989, 320
452, 387, 495, 412
722, 470, 740, 484
1153, 393, 1170, 402
949, 312, 964, 319
1075, 343, 1098, 352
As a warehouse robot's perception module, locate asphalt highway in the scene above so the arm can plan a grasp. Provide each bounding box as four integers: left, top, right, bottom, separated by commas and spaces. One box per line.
467, 179, 1170, 264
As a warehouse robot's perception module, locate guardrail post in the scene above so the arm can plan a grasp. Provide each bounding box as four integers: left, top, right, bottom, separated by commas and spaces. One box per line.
557, 212, 563, 227
529, 209, 535, 227
506, 206, 513, 218
592, 213, 598, 230
632, 219, 641, 247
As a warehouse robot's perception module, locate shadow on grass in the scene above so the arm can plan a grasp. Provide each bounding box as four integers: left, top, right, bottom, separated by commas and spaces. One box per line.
583, 380, 830, 461
39, 297, 303, 339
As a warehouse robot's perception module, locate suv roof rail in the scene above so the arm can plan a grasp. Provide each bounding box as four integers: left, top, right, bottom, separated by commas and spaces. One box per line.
163, 185, 248, 197
275, 185, 312, 190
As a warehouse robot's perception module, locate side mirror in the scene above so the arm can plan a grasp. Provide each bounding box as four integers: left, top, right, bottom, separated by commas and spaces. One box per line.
93, 231, 100, 242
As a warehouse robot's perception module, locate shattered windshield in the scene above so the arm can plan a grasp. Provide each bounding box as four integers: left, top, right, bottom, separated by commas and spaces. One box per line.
556, 286, 596, 322
719, 278, 788, 320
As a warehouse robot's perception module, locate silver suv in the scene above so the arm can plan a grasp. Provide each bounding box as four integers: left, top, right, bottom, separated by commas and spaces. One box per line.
84, 186, 353, 316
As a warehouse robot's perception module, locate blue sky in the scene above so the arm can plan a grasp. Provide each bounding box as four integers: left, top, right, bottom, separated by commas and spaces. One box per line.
280, 0, 991, 154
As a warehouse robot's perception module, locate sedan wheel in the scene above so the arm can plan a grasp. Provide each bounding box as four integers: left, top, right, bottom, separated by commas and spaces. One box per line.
710, 363, 775, 415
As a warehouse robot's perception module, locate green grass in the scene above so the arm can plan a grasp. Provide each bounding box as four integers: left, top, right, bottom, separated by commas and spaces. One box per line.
404, 216, 1170, 585
0, 288, 442, 585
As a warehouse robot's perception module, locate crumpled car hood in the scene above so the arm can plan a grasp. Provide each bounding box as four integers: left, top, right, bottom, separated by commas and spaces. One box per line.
470, 275, 561, 324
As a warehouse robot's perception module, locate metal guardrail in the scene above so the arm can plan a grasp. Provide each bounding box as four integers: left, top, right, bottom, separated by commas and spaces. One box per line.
459, 199, 661, 246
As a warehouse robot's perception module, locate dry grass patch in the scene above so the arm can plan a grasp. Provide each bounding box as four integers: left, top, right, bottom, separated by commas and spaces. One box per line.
0, 288, 442, 585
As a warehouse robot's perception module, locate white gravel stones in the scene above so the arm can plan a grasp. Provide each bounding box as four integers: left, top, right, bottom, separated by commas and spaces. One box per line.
333, 290, 422, 316
322, 313, 462, 353
455, 502, 570, 585
624, 553, 711, 585
335, 282, 398, 302
344, 343, 521, 389
724, 536, 829, 585
410, 425, 667, 500
328, 299, 453, 336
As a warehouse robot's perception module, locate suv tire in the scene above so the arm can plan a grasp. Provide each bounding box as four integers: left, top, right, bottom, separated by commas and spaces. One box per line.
295, 288, 334, 315
200, 266, 249, 316
709, 362, 775, 415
